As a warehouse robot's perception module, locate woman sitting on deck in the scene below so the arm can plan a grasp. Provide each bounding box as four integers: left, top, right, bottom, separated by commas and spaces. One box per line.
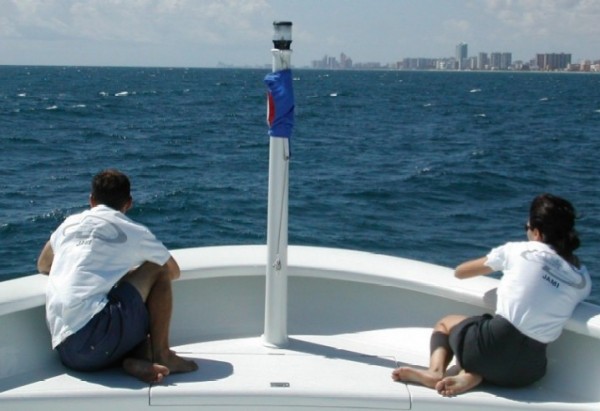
392, 193, 591, 396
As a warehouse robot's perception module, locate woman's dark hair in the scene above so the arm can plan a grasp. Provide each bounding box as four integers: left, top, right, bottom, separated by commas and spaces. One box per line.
91, 169, 131, 211
529, 193, 580, 266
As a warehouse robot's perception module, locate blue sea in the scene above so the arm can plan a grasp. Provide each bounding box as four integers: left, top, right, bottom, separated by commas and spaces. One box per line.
1, 66, 599, 304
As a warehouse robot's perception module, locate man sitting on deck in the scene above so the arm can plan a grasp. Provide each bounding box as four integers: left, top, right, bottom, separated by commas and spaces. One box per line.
37, 168, 198, 383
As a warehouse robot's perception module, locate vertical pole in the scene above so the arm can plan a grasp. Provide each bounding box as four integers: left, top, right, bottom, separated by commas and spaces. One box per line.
263, 21, 292, 348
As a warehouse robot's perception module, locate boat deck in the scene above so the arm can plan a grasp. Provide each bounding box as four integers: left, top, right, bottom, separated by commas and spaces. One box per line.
1, 328, 595, 411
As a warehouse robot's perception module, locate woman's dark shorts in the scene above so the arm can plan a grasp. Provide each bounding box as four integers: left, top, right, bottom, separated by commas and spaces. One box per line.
56, 282, 149, 371
449, 314, 547, 387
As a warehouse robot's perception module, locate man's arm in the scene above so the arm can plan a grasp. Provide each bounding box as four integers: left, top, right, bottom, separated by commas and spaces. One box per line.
37, 241, 54, 275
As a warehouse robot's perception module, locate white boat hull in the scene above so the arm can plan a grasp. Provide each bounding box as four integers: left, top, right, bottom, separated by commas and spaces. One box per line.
1, 245, 599, 410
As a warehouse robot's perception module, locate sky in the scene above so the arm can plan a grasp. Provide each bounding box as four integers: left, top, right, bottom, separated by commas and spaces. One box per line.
1, 0, 599, 68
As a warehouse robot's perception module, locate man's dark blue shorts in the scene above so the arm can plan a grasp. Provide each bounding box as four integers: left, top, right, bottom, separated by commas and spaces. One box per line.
57, 282, 149, 371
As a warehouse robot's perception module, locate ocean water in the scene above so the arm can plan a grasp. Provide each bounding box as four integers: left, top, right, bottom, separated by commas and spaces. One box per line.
1, 66, 599, 304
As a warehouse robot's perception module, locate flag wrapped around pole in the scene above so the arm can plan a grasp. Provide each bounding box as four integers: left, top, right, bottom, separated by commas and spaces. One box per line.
264, 68, 294, 140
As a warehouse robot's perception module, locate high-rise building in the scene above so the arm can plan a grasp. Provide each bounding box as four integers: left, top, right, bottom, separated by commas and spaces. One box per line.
536, 53, 572, 70
402, 58, 437, 70
478, 52, 488, 70
340, 53, 353, 69
500, 53, 512, 70
456, 43, 468, 70
490, 52, 502, 70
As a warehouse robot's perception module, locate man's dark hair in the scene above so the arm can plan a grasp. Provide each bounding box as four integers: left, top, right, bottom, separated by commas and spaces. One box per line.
91, 169, 131, 210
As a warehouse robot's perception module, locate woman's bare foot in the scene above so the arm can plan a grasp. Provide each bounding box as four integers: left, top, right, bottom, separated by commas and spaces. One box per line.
155, 350, 198, 374
391, 366, 443, 389
123, 357, 170, 383
435, 371, 483, 396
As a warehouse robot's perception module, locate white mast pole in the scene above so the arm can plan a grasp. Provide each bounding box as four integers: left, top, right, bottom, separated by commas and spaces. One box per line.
263, 21, 292, 348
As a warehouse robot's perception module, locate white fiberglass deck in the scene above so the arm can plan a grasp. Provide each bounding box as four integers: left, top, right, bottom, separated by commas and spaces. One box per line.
2, 329, 594, 411
152, 336, 406, 409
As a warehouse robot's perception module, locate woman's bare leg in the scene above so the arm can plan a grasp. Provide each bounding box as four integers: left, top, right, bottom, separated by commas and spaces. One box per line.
392, 315, 468, 388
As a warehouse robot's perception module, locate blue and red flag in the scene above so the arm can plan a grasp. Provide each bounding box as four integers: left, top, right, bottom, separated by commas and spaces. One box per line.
264, 69, 294, 139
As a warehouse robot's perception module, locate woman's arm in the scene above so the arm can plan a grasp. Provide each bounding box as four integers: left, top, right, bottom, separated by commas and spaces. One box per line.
454, 256, 494, 279
37, 241, 54, 275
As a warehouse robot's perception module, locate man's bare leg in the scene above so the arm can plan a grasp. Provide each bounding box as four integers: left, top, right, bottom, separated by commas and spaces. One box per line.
122, 261, 198, 378
436, 370, 483, 396
392, 315, 468, 389
144, 270, 198, 373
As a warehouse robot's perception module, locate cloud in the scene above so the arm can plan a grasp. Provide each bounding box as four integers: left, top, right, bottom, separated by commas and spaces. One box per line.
443, 19, 471, 34
483, 0, 600, 36
2, 0, 270, 45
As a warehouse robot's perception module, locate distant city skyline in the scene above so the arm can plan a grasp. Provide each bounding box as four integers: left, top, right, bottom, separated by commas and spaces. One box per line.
311, 44, 598, 72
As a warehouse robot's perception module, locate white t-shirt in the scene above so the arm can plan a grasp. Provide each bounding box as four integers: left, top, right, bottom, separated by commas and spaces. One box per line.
46, 205, 171, 348
486, 241, 591, 343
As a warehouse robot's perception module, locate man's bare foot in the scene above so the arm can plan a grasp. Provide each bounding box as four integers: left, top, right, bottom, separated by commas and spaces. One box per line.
123, 357, 170, 383
129, 335, 152, 361
155, 350, 198, 374
435, 371, 483, 397
391, 366, 443, 389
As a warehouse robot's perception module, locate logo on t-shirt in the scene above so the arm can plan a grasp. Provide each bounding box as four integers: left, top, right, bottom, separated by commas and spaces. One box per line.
521, 250, 587, 290
63, 215, 128, 245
